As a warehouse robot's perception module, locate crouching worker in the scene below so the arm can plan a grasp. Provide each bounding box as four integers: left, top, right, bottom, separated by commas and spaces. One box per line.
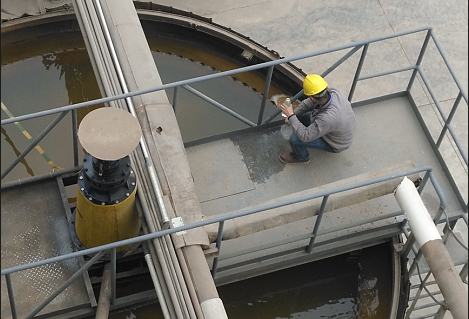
279, 74, 356, 164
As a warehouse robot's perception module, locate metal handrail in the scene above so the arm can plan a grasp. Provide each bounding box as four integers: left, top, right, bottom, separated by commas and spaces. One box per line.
1, 166, 448, 319
1, 26, 434, 125
1, 166, 440, 276
416, 65, 468, 165
2, 26, 467, 185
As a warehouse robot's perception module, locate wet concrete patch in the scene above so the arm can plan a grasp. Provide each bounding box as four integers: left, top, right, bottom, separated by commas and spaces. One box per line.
232, 126, 289, 184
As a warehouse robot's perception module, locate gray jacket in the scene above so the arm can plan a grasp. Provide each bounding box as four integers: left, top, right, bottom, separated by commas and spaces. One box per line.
289, 87, 356, 152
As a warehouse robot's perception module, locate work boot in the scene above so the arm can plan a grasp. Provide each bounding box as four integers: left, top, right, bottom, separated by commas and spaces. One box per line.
279, 152, 310, 164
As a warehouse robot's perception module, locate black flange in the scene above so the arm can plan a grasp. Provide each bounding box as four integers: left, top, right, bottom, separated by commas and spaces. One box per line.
78, 153, 137, 205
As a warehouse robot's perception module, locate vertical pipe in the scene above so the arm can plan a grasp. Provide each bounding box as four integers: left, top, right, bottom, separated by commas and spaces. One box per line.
154, 237, 185, 319
83, 0, 122, 109
161, 236, 193, 319
172, 86, 179, 112
5, 274, 18, 319
395, 177, 468, 319
143, 251, 172, 319
135, 170, 187, 319
95, 263, 111, 319
93, 0, 170, 225
306, 195, 329, 253
72, 109, 79, 167
135, 178, 180, 319
72, 0, 115, 107
348, 44, 369, 102
211, 221, 225, 279
258, 65, 274, 125
407, 30, 431, 92
110, 248, 116, 305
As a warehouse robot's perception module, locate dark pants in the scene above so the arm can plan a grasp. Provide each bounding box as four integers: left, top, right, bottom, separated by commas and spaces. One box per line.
289, 113, 335, 161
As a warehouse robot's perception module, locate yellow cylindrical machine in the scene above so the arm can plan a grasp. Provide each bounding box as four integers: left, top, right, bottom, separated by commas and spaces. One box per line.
75, 187, 139, 251
74, 154, 140, 252
74, 107, 143, 253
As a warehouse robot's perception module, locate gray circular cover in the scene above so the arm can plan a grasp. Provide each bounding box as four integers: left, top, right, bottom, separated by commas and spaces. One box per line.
78, 107, 142, 160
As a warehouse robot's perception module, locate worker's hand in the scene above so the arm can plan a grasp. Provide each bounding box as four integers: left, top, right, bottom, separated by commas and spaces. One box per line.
285, 117, 290, 124
280, 102, 294, 118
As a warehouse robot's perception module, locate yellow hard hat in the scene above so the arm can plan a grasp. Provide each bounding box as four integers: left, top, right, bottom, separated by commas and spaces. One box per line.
303, 74, 328, 96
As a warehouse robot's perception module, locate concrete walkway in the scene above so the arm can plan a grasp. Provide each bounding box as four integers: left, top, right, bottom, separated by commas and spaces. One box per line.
1, 1, 467, 318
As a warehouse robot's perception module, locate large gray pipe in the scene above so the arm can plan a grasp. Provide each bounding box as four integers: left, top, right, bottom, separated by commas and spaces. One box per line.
95, 263, 111, 319
394, 177, 468, 319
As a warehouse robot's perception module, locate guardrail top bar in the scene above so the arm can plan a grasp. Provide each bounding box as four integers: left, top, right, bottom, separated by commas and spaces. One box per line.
1, 26, 435, 126
1, 166, 443, 276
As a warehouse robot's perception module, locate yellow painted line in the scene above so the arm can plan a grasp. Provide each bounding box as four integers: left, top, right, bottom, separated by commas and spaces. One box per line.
1, 101, 62, 172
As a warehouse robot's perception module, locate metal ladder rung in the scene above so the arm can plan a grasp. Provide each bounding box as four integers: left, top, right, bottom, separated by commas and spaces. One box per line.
413, 301, 444, 311
408, 290, 442, 301
410, 313, 439, 319
410, 280, 437, 290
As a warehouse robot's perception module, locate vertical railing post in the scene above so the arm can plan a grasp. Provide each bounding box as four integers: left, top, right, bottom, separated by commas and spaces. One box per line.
417, 170, 431, 195
172, 86, 179, 113
348, 44, 369, 102
436, 92, 462, 148
72, 109, 79, 167
258, 65, 275, 125
5, 274, 18, 319
211, 221, 225, 279
407, 30, 432, 92
306, 195, 329, 254
111, 248, 117, 305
